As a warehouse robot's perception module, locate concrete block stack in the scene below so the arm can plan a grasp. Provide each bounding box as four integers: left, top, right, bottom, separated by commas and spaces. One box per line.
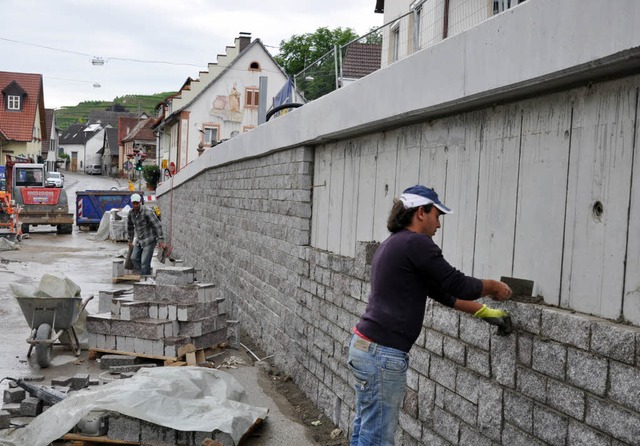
87, 266, 228, 358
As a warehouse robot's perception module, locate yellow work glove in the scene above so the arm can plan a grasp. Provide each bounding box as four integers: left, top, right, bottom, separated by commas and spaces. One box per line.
473, 304, 513, 336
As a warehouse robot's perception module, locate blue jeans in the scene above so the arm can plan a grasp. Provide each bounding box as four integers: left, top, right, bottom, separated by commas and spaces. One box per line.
348, 334, 409, 446
131, 242, 155, 276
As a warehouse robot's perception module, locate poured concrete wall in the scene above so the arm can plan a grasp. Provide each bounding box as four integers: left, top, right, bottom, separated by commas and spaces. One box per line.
156, 0, 640, 443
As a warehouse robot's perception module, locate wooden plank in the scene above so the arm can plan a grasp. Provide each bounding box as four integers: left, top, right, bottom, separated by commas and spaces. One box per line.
62, 433, 140, 444
373, 130, 399, 242
88, 348, 176, 362
177, 343, 197, 358
311, 145, 332, 251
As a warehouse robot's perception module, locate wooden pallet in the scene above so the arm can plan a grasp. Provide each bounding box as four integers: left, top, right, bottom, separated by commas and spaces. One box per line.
88, 348, 177, 363
88, 344, 207, 366
111, 274, 141, 284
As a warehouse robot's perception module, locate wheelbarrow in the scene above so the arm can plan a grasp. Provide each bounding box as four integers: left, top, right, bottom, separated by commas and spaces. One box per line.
15, 294, 94, 368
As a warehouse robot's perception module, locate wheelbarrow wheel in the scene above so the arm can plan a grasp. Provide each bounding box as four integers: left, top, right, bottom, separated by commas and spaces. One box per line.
35, 323, 53, 368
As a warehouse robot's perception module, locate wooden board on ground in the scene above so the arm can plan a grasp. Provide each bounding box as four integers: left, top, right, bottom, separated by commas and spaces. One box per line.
61, 433, 140, 444
88, 348, 177, 362
112, 274, 141, 284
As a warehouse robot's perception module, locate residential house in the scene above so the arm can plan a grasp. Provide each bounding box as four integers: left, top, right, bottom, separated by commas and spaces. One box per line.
0, 71, 46, 164
100, 127, 119, 176
377, 0, 527, 66
341, 42, 382, 87
155, 33, 297, 171
58, 122, 106, 173
117, 116, 141, 172
121, 116, 157, 175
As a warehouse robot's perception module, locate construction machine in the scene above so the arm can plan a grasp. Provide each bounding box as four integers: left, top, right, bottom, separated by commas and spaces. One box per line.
4, 155, 74, 234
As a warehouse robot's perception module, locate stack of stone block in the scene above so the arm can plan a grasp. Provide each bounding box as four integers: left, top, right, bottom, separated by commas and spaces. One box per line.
1, 374, 95, 422
87, 266, 228, 358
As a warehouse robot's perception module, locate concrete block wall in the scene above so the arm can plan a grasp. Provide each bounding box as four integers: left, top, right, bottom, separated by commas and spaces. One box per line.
159, 144, 640, 444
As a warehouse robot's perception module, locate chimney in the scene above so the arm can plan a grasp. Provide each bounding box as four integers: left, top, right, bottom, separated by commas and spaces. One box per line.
238, 32, 251, 52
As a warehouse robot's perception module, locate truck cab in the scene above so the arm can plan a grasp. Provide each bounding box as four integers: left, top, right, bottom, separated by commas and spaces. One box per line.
9, 162, 73, 234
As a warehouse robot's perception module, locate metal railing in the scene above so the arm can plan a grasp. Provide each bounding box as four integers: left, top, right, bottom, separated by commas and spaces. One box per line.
292, 0, 528, 101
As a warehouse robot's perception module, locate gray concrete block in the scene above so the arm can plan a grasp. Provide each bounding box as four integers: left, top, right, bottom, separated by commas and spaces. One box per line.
409, 345, 429, 377
476, 381, 502, 442
531, 338, 567, 380
155, 266, 197, 285
424, 330, 443, 356
504, 390, 533, 433
432, 406, 459, 444
179, 315, 225, 337
140, 419, 175, 443
533, 404, 568, 446
119, 301, 150, 321
566, 348, 608, 396
108, 413, 140, 442
1, 403, 21, 417
459, 424, 493, 446
0, 410, 10, 429
459, 315, 490, 350
99, 287, 130, 313
541, 308, 591, 350
163, 336, 191, 357
502, 423, 546, 446
567, 420, 611, 446
443, 388, 476, 426
158, 304, 169, 320
517, 332, 533, 366
443, 337, 465, 365
110, 318, 175, 340
546, 379, 585, 420
51, 376, 72, 387
585, 395, 640, 444
608, 361, 640, 412
516, 366, 546, 403
20, 396, 43, 417
591, 320, 637, 364
191, 328, 228, 350
86, 314, 112, 335
87, 332, 97, 349
99, 354, 136, 370
466, 346, 491, 378
491, 332, 516, 387
509, 303, 542, 335
132, 282, 157, 301
430, 305, 459, 338
429, 356, 456, 392
109, 363, 156, 374
3, 388, 25, 404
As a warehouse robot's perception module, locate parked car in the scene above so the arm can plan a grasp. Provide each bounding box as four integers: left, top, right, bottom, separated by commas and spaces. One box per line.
85, 164, 102, 175
45, 171, 64, 188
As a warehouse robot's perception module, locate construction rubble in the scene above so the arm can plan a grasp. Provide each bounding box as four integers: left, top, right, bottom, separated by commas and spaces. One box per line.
0, 266, 267, 446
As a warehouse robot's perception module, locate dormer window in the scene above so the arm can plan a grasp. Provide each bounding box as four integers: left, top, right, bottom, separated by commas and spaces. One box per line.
3, 80, 26, 112
249, 61, 261, 71
7, 95, 20, 110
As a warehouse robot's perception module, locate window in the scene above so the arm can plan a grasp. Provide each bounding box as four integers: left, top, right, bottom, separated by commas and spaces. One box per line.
391, 23, 400, 62
202, 124, 220, 146
245, 87, 260, 108
493, 0, 527, 14
7, 95, 20, 110
249, 61, 261, 71
413, 5, 422, 51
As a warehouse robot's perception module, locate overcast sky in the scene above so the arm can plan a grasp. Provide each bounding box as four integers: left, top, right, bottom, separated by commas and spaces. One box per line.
0, 0, 382, 109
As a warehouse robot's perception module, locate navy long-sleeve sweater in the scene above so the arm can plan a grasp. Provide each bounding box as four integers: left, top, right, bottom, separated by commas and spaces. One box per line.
356, 229, 483, 352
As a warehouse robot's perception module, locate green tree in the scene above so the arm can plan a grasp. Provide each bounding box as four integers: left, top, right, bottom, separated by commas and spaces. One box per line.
275, 27, 359, 101
142, 165, 161, 190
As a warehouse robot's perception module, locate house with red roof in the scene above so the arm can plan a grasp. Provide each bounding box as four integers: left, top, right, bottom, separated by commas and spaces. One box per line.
0, 71, 46, 164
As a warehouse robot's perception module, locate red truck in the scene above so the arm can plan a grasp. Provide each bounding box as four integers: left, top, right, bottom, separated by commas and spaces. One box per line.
4, 156, 74, 234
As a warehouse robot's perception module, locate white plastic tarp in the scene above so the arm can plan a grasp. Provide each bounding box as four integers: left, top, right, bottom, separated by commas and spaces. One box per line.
0, 367, 269, 446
